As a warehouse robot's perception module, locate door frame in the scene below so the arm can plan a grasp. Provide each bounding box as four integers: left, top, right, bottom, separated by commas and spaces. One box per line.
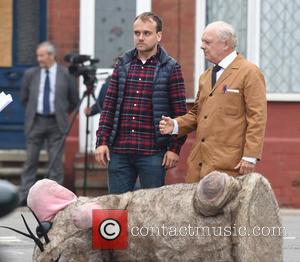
79, 0, 151, 152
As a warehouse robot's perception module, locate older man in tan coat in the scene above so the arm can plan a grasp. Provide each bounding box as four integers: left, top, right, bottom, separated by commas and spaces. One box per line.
160, 21, 267, 182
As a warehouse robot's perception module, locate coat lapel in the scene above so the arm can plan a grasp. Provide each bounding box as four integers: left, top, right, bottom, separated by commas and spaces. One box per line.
33, 68, 41, 99
55, 65, 62, 99
211, 54, 243, 93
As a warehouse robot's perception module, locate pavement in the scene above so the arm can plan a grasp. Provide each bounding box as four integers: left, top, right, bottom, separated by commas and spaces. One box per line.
0, 208, 299, 262
0, 207, 35, 262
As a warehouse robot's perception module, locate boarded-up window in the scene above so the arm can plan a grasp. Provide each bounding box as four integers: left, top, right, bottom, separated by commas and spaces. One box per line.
0, 0, 13, 67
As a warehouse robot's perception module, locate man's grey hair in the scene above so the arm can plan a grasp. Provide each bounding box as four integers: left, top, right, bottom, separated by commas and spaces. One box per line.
37, 41, 56, 55
207, 21, 237, 49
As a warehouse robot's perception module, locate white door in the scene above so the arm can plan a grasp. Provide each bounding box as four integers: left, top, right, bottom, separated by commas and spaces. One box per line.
79, 0, 151, 153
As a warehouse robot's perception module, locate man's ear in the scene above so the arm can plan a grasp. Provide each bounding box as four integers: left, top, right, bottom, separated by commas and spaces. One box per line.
157, 31, 162, 42
223, 40, 232, 51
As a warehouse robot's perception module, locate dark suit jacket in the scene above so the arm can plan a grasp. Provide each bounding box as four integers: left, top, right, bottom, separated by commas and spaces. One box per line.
90, 75, 111, 116
20, 65, 79, 135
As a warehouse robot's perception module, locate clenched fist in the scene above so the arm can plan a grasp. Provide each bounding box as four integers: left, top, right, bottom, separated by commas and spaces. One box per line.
159, 115, 174, 135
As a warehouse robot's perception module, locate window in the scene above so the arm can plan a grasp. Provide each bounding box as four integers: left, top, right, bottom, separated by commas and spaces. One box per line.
206, 0, 247, 56
94, 0, 136, 68
196, 0, 300, 101
260, 0, 300, 96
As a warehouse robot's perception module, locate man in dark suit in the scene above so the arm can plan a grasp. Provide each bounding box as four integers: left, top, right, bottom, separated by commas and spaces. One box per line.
19, 41, 79, 206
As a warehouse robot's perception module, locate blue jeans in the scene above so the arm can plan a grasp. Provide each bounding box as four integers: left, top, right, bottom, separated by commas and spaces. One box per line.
107, 152, 166, 194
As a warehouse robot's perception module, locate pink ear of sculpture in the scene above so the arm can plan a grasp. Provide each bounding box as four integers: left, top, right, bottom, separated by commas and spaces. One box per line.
27, 179, 77, 221
72, 202, 103, 229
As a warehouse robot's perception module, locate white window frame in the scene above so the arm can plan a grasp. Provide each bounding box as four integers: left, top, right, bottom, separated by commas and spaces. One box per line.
79, 0, 151, 152
195, 0, 300, 102
191, 0, 206, 103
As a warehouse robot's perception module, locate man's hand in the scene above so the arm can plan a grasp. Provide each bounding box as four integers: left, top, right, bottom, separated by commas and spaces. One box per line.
159, 115, 174, 135
162, 151, 179, 169
234, 159, 256, 175
84, 107, 92, 116
95, 145, 110, 166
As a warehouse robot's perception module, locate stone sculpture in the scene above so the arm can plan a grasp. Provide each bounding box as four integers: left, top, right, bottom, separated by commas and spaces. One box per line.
11, 172, 285, 261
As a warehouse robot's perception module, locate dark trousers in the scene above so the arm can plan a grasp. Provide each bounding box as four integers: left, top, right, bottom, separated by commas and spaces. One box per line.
19, 115, 64, 202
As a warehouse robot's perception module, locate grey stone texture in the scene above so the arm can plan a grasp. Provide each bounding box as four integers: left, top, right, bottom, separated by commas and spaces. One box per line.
33, 172, 282, 262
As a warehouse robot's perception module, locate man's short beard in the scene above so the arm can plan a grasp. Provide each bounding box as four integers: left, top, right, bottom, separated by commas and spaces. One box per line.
137, 44, 157, 53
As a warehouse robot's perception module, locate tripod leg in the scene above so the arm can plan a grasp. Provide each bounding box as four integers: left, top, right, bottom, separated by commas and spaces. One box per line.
83, 92, 91, 196
82, 88, 102, 195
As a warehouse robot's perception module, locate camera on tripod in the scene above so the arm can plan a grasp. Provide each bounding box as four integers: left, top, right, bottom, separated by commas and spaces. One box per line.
64, 53, 100, 86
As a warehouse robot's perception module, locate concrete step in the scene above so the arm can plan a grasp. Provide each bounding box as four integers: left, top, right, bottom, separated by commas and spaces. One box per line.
75, 177, 108, 197
73, 162, 107, 170
0, 167, 47, 176
75, 179, 107, 189
76, 188, 108, 197
0, 150, 48, 162
0, 168, 46, 187
73, 153, 108, 196
75, 168, 106, 178
75, 171, 107, 187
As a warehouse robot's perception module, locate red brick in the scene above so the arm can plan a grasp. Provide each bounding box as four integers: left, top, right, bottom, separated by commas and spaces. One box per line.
153, 0, 195, 99
47, 0, 80, 190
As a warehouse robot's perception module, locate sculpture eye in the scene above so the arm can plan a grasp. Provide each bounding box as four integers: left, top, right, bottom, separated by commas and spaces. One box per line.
36, 221, 52, 240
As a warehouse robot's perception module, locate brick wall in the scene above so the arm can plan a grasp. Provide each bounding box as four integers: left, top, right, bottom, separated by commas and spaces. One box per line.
153, 0, 195, 98
258, 102, 300, 207
48, 0, 80, 191
48, 0, 79, 63
152, 0, 196, 185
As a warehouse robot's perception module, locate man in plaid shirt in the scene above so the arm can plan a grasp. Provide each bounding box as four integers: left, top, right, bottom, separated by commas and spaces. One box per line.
95, 12, 187, 194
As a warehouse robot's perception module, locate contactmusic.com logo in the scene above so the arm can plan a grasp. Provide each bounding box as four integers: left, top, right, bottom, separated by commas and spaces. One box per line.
92, 209, 128, 249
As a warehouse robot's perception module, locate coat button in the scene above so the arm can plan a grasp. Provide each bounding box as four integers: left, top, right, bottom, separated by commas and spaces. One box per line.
199, 162, 202, 166
201, 138, 205, 142
204, 115, 207, 119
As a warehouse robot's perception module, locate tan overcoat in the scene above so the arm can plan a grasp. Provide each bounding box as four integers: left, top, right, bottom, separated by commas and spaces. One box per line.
176, 54, 267, 182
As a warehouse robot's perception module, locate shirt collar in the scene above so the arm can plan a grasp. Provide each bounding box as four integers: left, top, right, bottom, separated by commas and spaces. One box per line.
43, 63, 57, 74
134, 46, 160, 64
217, 51, 237, 70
